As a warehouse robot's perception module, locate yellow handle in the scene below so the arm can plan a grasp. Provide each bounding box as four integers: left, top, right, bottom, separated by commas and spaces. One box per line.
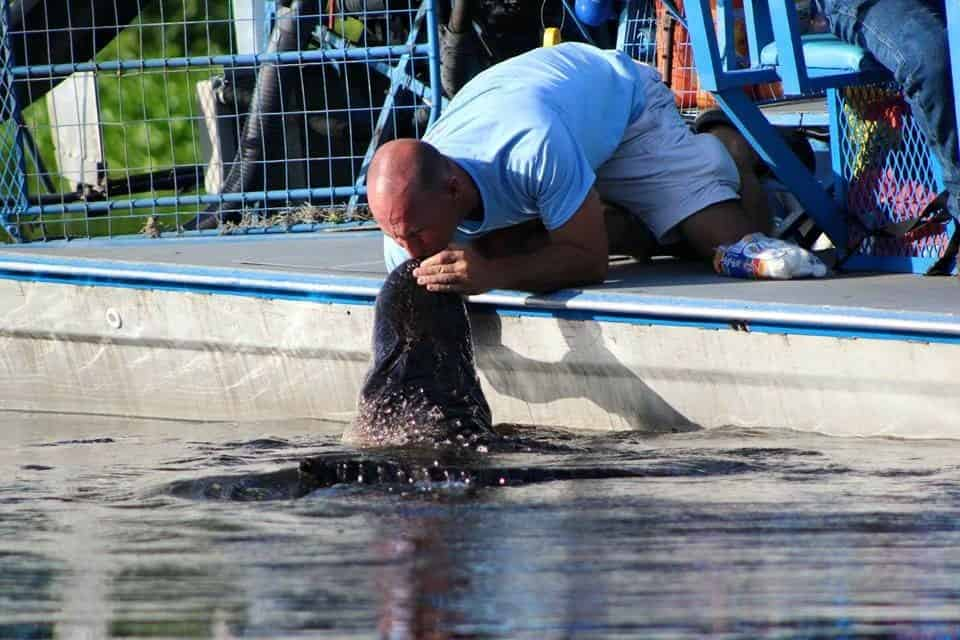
542, 27, 561, 47
333, 17, 365, 43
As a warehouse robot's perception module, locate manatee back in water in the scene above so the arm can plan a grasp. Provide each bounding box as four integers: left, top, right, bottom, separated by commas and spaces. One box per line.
343, 260, 493, 448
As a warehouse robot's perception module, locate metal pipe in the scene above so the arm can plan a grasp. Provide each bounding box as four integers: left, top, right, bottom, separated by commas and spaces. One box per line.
427, 0, 444, 123
8, 0, 149, 106
27, 186, 366, 217
447, 0, 471, 33
10, 45, 432, 78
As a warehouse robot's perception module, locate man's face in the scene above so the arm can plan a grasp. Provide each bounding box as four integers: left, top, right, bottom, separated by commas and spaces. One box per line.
378, 193, 458, 259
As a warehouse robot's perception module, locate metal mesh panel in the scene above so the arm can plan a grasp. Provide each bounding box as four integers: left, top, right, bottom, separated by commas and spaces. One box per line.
617, 0, 656, 65
613, 0, 697, 115
0, 3, 26, 240
0, 0, 440, 242
836, 85, 950, 262
618, 0, 790, 118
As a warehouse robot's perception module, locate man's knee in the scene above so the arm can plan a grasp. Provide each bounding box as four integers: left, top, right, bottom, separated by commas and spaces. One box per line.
703, 124, 760, 173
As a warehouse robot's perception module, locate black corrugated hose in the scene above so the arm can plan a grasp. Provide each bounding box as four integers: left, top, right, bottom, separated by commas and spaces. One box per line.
440, 0, 485, 98
188, 0, 321, 230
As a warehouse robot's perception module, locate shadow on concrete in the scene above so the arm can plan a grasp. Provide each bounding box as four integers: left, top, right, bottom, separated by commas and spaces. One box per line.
471, 310, 698, 433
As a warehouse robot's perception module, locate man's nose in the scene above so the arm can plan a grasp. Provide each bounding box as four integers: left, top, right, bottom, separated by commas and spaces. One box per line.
398, 237, 424, 257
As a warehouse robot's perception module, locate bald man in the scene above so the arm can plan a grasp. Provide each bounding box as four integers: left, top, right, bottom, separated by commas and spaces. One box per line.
368, 42, 770, 294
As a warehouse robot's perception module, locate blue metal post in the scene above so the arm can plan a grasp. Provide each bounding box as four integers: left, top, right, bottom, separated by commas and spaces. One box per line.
0, 1, 27, 242
715, 89, 849, 254
766, 0, 808, 95
615, 1, 635, 51
947, 0, 960, 166
940, 1, 960, 274
232, 0, 272, 54
825, 88, 846, 209
741, 0, 773, 68
715, 0, 736, 71
426, 0, 443, 126
681, 0, 724, 91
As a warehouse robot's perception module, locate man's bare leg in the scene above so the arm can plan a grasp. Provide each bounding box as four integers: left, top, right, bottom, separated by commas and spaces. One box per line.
678, 125, 772, 258
704, 123, 771, 234
679, 199, 764, 258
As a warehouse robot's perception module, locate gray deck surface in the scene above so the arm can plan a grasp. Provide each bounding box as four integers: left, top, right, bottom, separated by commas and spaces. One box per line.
3, 229, 959, 317
758, 97, 829, 126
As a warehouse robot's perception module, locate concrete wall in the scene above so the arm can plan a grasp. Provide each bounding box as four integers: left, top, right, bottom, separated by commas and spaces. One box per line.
1, 279, 958, 438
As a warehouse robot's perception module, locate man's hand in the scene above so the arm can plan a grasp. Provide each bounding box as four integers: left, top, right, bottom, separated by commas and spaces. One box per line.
414, 187, 609, 294
414, 244, 500, 295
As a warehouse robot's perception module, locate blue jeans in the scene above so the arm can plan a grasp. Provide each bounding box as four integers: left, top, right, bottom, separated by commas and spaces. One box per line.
823, 0, 960, 218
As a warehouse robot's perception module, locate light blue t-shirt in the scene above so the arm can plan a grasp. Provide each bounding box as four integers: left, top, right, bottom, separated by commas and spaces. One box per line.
384, 42, 656, 270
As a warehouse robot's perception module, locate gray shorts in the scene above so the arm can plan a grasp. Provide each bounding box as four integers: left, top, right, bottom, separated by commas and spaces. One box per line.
595, 70, 741, 244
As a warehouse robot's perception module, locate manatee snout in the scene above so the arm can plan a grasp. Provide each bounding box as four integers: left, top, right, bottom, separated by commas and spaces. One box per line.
343, 260, 494, 448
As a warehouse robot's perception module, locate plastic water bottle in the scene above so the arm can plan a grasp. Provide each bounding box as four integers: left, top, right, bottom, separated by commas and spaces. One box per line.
713, 233, 828, 279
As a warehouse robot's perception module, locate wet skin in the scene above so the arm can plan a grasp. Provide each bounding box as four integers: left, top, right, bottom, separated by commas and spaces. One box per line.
342, 259, 495, 449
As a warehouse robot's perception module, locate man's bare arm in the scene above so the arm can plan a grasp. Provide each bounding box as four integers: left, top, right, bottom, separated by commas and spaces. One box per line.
414, 187, 609, 294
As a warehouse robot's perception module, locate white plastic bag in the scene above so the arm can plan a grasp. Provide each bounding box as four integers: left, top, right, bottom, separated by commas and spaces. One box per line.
713, 233, 828, 279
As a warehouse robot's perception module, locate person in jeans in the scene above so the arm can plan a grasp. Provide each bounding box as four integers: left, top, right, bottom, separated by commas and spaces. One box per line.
819, 0, 959, 221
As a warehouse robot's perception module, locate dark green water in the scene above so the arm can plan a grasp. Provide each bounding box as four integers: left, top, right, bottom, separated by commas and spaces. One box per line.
4, 412, 960, 639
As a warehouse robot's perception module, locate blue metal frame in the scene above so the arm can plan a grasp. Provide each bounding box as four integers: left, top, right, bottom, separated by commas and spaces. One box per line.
677, 0, 960, 271
765, 0, 886, 95
9, 46, 432, 78
682, 0, 849, 252
0, 0, 445, 240
0, 1, 27, 242
948, 1, 960, 168
741, 0, 773, 68
682, 0, 781, 92
831, 83, 953, 273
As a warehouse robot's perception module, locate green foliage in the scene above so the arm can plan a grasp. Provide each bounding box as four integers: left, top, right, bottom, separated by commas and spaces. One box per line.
93, 0, 234, 178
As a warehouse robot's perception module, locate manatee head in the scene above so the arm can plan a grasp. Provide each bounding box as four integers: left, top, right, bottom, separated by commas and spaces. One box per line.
343, 260, 493, 449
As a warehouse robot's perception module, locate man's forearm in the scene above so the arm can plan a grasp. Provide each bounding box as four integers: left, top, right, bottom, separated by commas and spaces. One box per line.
486, 242, 608, 293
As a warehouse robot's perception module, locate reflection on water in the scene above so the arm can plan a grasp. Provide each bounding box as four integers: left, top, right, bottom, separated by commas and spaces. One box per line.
4, 412, 960, 638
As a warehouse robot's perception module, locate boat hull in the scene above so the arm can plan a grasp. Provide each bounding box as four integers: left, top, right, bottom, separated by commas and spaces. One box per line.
1, 277, 955, 438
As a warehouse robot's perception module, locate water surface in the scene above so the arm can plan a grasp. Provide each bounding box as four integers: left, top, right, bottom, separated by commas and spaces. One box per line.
3, 412, 960, 638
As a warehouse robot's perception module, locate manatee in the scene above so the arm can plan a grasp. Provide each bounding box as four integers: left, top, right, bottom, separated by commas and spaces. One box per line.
342, 259, 495, 448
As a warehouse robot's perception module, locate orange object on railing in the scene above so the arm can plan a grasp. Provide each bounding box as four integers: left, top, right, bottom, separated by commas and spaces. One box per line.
655, 0, 711, 110
654, 0, 800, 111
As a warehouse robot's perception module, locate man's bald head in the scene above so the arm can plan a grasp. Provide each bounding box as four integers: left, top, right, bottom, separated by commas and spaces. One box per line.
367, 139, 460, 258
368, 139, 447, 202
